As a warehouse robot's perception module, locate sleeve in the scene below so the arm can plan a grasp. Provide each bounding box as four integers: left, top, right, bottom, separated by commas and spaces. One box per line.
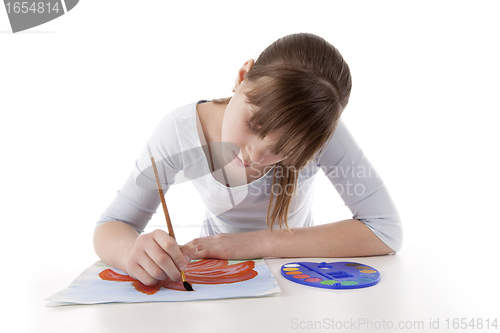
95, 113, 183, 234
314, 119, 403, 253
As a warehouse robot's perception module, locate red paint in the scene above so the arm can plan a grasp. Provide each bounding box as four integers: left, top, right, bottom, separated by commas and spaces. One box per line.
304, 278, 322, 282
98, 259, 259, 294
99, 269, 135, 282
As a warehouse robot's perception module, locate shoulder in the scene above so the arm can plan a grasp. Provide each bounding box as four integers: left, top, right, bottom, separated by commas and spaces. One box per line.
133, 101, 202, 183
147, 101, 201, 152
153, 101, 200, 134
164, 101, 200, 123
313, 118, 361, 166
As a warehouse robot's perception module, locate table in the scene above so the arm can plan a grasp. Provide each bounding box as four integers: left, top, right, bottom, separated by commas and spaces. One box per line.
18, 244, 498, 333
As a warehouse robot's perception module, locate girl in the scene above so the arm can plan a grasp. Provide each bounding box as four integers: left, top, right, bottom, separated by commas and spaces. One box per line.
93, 33, 402, 286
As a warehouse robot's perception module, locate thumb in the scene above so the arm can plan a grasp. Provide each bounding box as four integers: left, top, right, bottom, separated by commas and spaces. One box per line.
180, 243, 198, 263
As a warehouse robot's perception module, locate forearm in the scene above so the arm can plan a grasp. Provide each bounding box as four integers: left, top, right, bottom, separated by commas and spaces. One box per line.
260, 219, 394, 258
93, 221, 139, 272
191, 219, 395, 260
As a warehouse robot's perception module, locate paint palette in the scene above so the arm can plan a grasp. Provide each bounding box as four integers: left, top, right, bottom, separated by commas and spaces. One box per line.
281, 262, 380, 289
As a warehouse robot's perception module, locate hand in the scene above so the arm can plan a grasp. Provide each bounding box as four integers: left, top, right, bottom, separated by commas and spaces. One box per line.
125, 229, 197, 286
187, 230, 267, 260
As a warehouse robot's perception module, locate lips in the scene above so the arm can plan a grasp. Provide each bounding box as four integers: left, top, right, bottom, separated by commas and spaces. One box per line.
233, 151, 251, 167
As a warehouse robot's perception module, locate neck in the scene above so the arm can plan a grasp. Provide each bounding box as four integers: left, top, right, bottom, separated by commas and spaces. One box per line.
197, 101, 227, 143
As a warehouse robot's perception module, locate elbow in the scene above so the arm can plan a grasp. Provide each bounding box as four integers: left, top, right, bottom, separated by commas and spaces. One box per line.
385, 217, 403, 254
359, 216, 403, 255
389, 214, 403, 253
392, 223, 403, 253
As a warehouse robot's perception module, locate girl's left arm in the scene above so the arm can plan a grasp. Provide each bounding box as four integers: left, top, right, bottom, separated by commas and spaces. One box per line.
189, 218, 394, 259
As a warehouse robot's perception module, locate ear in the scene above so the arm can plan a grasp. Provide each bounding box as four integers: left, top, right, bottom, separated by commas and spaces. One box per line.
234, 59, 255, 89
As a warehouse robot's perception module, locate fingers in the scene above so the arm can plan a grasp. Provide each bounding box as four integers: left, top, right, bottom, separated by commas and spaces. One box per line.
187, 235, 223, 259
180, 243, 198, 262
152, 230, 188, 272
140, 238, 172, 281
127, 258, 161, 286
149, 230, 185, 281
126, 229, 191, 285
187, 233, 253, 260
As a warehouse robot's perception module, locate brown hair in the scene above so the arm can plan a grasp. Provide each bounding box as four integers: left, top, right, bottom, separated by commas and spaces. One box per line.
214, 33, 352, 230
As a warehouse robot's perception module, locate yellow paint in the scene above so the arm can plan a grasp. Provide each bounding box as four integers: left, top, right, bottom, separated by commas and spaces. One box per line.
283, 268, 299, 271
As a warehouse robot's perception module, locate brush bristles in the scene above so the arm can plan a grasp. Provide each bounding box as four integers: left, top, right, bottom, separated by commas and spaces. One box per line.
183, 281, 194, 291
181, 271, 194, 291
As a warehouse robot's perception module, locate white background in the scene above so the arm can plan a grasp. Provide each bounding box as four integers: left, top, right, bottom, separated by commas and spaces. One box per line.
1, 1, 499, 331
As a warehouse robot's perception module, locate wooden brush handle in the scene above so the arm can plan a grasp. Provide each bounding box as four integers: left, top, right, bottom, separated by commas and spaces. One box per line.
149, 155, 176, 240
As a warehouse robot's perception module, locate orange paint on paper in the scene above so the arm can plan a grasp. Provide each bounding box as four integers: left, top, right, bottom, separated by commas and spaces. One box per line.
99, 259, 258, 295
99, 269, 135, 282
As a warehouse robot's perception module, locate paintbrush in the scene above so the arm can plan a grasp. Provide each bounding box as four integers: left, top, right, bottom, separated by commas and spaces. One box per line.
147, 145, 194, 291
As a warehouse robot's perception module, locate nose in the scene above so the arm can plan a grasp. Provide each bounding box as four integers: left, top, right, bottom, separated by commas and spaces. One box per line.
246, 144, 268, 163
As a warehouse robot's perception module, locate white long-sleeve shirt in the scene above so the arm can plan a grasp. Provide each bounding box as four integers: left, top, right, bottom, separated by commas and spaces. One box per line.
96, 101, 403, 252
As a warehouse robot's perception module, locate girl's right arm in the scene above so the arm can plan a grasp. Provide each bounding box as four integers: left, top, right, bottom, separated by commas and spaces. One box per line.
94, 111, 190, 285
93, 220, 196, 286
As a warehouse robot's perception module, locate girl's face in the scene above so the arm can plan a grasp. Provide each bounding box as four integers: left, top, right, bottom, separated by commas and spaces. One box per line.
221, 80, 287, 168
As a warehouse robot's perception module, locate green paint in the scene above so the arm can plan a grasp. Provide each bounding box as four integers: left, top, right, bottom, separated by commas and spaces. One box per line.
340, 281, 358, 286
320, 280, 339, 285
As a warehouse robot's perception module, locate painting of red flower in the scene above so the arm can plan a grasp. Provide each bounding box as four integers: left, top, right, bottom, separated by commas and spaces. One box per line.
99, 259, 258, 295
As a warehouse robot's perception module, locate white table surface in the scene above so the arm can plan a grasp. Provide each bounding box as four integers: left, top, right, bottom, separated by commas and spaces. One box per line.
12, 243, 498, 333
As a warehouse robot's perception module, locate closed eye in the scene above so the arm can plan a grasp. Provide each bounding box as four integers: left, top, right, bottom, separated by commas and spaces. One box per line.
246, 119, 257, 133
246, 120, 278, 154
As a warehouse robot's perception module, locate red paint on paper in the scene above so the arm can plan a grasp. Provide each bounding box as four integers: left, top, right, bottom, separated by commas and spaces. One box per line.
98, 259, 258, 294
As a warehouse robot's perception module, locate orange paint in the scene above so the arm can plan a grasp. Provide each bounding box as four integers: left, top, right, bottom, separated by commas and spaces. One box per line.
99, 259, 259, 294
293, 274, 310, 279
99, 269, 135, 282
286, 271, 302, 275
359, 269, 377, 274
